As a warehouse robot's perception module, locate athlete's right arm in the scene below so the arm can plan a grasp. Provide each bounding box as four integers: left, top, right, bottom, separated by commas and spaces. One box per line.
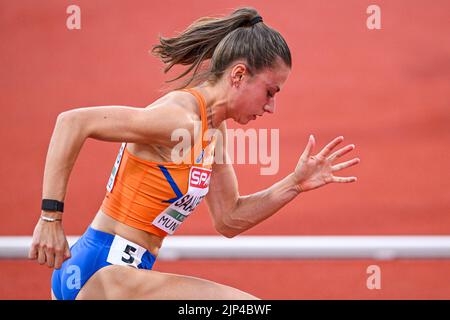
29, 100, 194, 269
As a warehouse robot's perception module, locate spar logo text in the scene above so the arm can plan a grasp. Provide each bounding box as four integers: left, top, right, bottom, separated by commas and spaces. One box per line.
190, 168, 211, 189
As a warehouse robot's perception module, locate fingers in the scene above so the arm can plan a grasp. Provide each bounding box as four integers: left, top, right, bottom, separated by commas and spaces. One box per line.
328, 144, 355, 162
301, 135, 315, 160
54, 255, 63, 270
332, 158, 360, 172
332, 176, 357, 183
52, 241, 71, 269
36, 244, 66, 268
37, 247, 46, 265
316, 136, 344, 159
46, 248, 55, 268
28, 243, 38, 260
30, 222, 70, 269
54, 247, 65, 270
64, 242, 71, 260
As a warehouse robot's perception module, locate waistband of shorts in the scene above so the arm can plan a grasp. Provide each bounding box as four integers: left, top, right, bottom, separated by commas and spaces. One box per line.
83, 225, 117, 246
82, 226, 157, 269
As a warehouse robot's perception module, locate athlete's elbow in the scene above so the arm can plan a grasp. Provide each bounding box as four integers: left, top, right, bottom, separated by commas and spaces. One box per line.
219, 227, 240, 239
214, 216, 243, 239
217, 227, 239, 239
56, 109, 89, 139
56, 111, 73, 126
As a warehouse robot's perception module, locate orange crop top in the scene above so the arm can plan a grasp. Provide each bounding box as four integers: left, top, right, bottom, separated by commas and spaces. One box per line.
101, 89, 216, 238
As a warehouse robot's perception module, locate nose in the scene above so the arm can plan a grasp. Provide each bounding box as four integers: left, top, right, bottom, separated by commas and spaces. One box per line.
264, 99, 275, 114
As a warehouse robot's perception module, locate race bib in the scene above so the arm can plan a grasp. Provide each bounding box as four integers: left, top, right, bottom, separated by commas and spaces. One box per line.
106, 234, 146, 268
152, 166, 211, 234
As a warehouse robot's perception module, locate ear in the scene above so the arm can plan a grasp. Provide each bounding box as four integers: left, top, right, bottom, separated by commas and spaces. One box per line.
230, 63, 248, 87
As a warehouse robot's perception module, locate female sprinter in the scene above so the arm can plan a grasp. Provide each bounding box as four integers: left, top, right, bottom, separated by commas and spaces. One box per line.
29, 7, 360, 299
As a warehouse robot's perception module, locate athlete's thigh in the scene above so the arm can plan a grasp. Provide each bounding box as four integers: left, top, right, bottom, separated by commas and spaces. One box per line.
77, 265, 258, 300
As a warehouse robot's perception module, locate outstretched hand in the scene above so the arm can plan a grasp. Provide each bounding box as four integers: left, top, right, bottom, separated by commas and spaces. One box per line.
294, 135, 360, 192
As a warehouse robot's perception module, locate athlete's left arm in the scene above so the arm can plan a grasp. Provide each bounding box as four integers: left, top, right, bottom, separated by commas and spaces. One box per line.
205, 126, 360, 238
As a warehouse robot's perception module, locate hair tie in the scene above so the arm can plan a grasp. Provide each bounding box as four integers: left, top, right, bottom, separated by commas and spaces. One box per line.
249, 16, 263, 26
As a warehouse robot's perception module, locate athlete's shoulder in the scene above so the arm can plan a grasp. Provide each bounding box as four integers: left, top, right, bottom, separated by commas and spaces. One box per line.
146, 90, 201, 124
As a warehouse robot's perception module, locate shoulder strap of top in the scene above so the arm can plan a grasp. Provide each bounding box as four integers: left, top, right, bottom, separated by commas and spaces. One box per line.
180, 88, 208, 138
178, 88, 209, 164
179, 88, 209, 147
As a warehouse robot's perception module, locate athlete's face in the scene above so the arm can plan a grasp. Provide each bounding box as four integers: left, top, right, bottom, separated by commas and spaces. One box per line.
229, 58, 291, 124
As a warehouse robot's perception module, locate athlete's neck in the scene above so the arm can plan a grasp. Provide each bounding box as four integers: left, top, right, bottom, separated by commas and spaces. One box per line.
193, 82, 231, 129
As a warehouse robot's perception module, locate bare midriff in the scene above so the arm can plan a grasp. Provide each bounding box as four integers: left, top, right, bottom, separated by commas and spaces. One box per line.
90, 209, 164, 257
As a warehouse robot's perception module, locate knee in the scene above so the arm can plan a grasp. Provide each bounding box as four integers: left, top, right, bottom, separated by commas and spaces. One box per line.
216, 283, 260, 300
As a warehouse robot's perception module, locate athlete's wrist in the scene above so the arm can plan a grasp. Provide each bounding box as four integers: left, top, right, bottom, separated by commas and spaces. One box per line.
287, 172, 303, 195
41, 211, 63, 220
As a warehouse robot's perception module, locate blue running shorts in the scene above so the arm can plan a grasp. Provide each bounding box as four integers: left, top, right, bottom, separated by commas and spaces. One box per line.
51, 226, 156, 300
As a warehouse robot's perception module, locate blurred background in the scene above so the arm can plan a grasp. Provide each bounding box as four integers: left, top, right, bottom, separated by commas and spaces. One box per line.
0, 0, 449, 299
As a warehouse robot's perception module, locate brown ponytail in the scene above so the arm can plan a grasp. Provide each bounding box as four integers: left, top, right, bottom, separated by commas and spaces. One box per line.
151, 7, 291, 89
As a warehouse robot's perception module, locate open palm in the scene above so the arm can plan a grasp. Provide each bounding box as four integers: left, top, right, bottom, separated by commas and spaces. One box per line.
294, 135, 360, 192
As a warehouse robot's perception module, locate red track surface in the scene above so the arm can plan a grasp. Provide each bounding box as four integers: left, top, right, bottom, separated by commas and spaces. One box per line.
1, 0, 449, 299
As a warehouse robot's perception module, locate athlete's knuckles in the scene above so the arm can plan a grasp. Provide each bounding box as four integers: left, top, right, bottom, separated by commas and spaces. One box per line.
31, 241, 40, 248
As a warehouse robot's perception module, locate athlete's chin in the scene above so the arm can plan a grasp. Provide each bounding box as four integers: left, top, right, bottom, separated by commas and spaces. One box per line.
236, 116, 253, 125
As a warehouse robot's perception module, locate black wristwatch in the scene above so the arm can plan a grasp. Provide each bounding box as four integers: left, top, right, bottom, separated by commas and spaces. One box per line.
41, 199, 64, 213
